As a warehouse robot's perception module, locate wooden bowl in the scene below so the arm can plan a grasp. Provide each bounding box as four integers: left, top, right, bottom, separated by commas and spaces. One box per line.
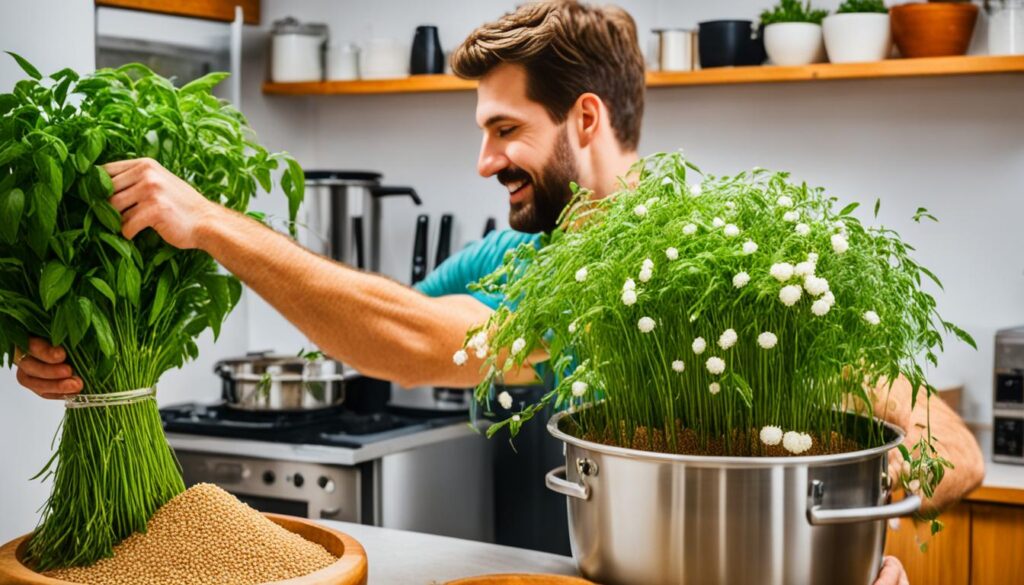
446, 576, 596, 585
0, 513, 368, 585
890, 2, 979, 58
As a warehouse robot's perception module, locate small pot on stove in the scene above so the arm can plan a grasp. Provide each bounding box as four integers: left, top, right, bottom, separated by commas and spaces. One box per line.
215, 352, 346, 412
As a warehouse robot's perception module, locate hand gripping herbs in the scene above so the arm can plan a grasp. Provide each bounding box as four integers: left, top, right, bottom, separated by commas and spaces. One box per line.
0, 54, 304, 570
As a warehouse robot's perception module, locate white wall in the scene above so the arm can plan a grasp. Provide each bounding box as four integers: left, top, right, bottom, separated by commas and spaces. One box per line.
237, 0, 1023, 425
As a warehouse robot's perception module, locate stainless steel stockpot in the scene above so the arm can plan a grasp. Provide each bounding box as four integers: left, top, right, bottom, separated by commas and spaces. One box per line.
545, 410, 919, 585
215, 353, 345, 412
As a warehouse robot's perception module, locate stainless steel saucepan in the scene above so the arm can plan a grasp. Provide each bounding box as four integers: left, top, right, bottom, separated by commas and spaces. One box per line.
215, 352, 346, 412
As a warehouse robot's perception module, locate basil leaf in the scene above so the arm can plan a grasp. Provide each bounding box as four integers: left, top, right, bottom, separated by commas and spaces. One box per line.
0, 187, 24, 243
6, 51, 41, 80
40, 261, 75, 310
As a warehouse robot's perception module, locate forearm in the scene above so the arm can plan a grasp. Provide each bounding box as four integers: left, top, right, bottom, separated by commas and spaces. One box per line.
194, 207, 517, 387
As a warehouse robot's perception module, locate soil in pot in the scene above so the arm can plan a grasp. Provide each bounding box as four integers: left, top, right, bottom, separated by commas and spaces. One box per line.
43, 483, 336, 585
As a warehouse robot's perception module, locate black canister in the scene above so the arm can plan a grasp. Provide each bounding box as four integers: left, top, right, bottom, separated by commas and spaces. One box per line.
698, 20, 766, 68
410, 25, 445, 74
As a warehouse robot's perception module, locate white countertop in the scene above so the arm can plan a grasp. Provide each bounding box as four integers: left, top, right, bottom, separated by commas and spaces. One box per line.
317, 520, 577, 584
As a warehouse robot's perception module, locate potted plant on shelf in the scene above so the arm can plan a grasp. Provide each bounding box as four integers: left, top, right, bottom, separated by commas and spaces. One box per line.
823, 0, 892, 63
761, 0, 830, 65
457, 152, 972, 585
890, 0, 980, 58
0, 54, 304, 574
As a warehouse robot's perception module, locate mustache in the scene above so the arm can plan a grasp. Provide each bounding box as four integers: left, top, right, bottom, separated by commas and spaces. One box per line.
497, 167, 532, 186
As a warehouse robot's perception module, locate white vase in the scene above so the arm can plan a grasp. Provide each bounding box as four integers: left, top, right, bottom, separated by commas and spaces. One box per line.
764, 22, 826, 66
823, 13, 892, 63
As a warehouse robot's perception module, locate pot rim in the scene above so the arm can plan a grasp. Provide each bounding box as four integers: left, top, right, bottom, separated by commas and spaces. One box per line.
546, 407, 906, 468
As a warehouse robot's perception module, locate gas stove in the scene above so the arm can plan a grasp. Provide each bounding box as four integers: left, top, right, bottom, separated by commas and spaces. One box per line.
159, 402, 464, 449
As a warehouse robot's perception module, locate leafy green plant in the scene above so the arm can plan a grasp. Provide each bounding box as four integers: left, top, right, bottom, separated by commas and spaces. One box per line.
837, 0, 888, 14
760, 0, 830, 24
0, 53, 303, 569
459, 152, 972, 504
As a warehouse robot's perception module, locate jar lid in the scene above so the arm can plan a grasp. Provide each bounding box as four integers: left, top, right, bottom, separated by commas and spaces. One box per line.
273, 17, 329, 37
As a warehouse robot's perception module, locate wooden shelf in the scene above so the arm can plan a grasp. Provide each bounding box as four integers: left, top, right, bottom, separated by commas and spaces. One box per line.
262, 55, 1024, 96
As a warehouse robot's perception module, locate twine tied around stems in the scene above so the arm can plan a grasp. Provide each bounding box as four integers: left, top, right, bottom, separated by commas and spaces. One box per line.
64, 387, 156, 409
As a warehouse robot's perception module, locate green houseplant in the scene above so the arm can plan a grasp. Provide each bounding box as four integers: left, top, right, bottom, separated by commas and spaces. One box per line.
761, 0, 830, 65
824, 0, 893, 63
458, 154, 971, 584
0, 54, 303, 570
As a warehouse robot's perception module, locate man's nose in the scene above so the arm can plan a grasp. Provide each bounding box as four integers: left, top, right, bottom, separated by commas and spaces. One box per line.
477, 135, 508, 178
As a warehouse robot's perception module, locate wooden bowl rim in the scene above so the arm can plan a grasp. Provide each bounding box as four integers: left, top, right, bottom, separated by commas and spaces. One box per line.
0, 513, 367, 585
445, 574, 596, 585
890, 2, 979, 14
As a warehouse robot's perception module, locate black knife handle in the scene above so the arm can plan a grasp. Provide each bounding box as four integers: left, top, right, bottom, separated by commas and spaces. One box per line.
411, 214, 429, 284
435, 214, 453, 268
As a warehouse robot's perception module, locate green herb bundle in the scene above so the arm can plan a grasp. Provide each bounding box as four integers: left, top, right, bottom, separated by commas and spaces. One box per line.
760, 0, 830, 25
463, 152, 972, 501
0, 54, 303, 570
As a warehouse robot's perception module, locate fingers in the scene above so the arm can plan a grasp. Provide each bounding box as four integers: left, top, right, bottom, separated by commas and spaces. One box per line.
110, 181, 146, 213
16, 367, 82, 399
874, 556, 909, 585
16, 355, 74, 380
103, 158, 155, 178
27, 337, 66, 364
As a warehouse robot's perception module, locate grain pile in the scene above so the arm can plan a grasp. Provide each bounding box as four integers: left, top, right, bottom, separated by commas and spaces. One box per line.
45, 483, 337, 584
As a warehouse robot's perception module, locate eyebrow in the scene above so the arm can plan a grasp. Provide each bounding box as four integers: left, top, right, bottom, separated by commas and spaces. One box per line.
482, 114, 519, 129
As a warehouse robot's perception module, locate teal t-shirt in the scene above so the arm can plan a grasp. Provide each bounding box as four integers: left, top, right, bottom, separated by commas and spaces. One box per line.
414, 229, 541, 308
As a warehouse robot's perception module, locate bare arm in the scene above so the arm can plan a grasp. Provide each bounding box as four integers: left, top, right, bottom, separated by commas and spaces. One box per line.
878, 377, 985, 513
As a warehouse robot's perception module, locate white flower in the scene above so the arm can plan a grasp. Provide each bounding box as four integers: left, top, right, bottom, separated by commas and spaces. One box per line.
783, 431, 812, 454
623, 278, 636, 291
757, 332, 778, 349
646, 196, 660, 207
682, 223, 698, 235
568, 322, 578, 334
512, 414, 521, 422
723, 224, 740, 237
831, 234, 849, 254
863, 310, 881, 326
811, 299, 831, 317
783, 210, 799, 222
779, 284, 803, 307
742, 240, 758, 255
777, 196, 794, 208
475, 345, 489, 359
634, 204, 648, 217
834, 220, 847, 232
571, 381, 588, 397
760, 426, 783, 446
642, 258, 655, 270
709, 382, 721, 395
770, 263, 794, 282
706, 356, 726, 375
692, 337, 707, 354
672, 360, 685, 373
690, 183, 702, 197
453, 349, 468, 366
718, 329, 738, 350
638, 267, 653, 283
469, 331, 488, 350
511, 337, 527, 355
794, 261, 815, 277
807, 252, 819, 263
795, 223, 810, 236
638, 316, 656, 333
575, 267, 588, 282
498, 391, 513, 409
665, 247, 679, 261
661, 176, 672, 185
804, 275, 830, 297
725, 201, 736, 210
908, 479, 921, 494
712, 217, 725, 228
621, 289, 638, 306
733, 272, 750, 288
821, 290, 836, 307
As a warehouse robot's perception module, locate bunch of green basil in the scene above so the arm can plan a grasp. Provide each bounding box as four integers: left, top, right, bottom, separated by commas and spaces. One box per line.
0, 53, 303, 570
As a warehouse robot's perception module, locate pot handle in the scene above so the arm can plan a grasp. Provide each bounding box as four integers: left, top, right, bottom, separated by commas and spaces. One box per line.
545, 465, 590, 501
807, 479, 921, 525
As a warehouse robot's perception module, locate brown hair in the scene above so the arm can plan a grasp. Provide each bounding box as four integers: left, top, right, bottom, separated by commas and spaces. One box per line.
451, 1, 645, 152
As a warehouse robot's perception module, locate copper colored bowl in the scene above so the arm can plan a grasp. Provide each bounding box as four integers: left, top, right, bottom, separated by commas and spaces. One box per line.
890, 2, 979, 58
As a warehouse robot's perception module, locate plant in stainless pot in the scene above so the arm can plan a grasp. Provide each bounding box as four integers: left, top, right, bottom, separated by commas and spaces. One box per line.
823, 0, 892, 63
761, 0, 830, 65
457, 152, 973, 585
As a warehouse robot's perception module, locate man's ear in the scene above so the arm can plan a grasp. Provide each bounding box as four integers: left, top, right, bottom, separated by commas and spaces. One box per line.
573, 92, 603, 149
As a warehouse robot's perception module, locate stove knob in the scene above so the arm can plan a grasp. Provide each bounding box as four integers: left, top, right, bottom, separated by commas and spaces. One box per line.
262, 470, 276, 485
318, 476, 336, 493
293, 473, 305, 488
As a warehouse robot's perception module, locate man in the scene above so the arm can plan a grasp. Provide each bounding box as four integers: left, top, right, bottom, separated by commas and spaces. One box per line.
15, 2, 978, 581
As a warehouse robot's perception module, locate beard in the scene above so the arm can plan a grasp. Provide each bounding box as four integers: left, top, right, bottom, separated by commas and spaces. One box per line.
500, 127, 578, 234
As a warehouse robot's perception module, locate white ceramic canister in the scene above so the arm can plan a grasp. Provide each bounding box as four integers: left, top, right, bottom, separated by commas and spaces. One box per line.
271, 17, 329, 83
654, 28, 693, 72
990, 0, 1024, 55
327, 42, 360, 81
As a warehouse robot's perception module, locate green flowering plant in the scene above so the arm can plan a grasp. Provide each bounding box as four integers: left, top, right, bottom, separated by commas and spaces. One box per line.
458, 153, 972, 528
